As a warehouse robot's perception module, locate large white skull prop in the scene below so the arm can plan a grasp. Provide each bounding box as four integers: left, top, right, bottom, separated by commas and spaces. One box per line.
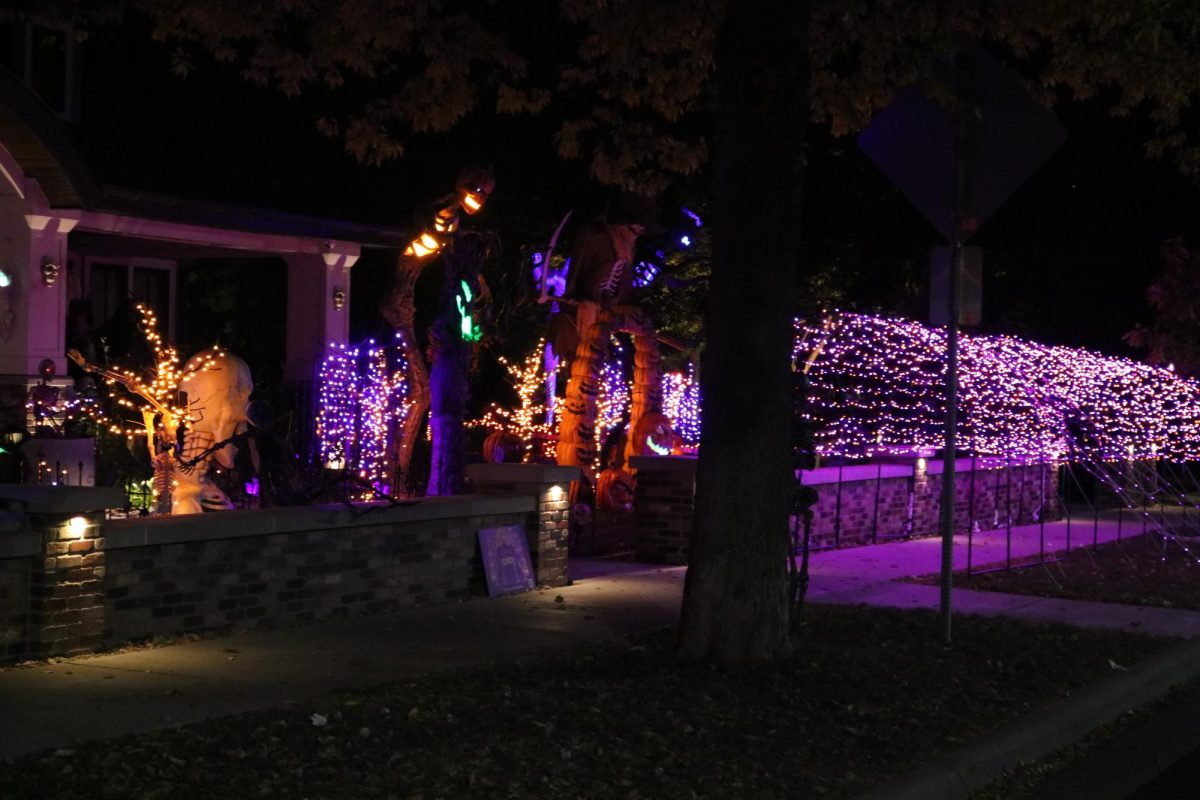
172, 349, 252, 514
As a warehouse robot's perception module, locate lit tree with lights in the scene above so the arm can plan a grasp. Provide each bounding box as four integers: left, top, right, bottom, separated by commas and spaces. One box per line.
67, 303, 225, 513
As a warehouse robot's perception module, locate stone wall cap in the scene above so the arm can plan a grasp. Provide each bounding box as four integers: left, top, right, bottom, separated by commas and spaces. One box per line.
467, 463, 580, 484
0, 485, 127, 514
800, 463, 912, 484
628, 455, 699, 473
101, 493, 534, 549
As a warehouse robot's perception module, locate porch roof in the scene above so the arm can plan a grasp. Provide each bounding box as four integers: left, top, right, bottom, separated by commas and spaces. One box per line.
0, 66, 408, 257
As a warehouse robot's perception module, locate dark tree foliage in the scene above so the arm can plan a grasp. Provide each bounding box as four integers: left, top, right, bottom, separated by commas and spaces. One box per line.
1124, 238, 1200, 378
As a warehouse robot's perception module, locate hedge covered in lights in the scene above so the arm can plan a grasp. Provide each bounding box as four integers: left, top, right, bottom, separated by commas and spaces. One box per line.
799, 313, 1200, 463
316, 336, 411, 491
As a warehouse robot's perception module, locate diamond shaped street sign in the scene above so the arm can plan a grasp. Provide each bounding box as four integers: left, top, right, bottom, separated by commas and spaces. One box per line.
857, 46, 1066, 242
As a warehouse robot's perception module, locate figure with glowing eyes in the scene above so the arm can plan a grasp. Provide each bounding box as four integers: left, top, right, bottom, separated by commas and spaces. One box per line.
381, 166, 495, 494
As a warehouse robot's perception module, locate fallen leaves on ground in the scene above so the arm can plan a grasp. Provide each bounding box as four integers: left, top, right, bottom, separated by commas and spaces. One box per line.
0, 606, 1171, 799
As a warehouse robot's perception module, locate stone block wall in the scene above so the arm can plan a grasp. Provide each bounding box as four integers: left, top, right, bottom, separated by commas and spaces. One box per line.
0, 549, 33, 660
31, 510, 108, 656
0, 489, 565, 663
631, 457, 1064, 563
630, 456, 696, 565
102, 506, 523, 643
910, 461, 1062, 540
466, 463, 578, 587
805, 474, 911, 548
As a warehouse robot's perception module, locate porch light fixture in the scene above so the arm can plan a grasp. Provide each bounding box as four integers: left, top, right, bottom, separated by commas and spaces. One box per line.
0, 269, 9, 287
41, 258, 60, 287
332, 287, 346, 310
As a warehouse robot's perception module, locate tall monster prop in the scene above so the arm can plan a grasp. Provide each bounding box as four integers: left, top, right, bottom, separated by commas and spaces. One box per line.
555, 195, 671, 477
381, 166, 495, 494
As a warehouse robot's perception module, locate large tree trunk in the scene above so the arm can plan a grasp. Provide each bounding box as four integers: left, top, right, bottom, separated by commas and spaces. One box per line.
677, 0, 808, 665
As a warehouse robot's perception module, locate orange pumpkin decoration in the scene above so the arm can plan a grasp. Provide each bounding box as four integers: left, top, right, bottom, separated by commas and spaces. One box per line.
631, 411, 674, 457
482, 430, 524, 463
596, 468, 635, 511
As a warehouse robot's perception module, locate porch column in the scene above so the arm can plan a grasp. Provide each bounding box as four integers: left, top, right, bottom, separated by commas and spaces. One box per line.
283, 243, 358, 383
23, 213, 79, 377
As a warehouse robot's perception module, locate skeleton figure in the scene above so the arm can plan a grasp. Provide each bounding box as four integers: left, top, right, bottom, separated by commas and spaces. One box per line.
556, 194, 665, 476
172, 350, 252, 514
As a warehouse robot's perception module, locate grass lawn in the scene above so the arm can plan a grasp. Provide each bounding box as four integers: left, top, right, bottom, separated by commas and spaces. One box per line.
920, 532, 1200, 610
0, 605, 1174, 800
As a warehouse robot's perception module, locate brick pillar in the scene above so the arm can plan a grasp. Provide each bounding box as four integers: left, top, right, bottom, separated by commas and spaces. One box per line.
32, 509, 106, 656
629, 455, 697, 564
1, 486, 125, 658
466, 464, 579, 587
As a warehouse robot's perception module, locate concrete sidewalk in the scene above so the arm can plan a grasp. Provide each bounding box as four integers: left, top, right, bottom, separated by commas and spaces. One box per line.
806, 516, 1200, 638
0, 565, 684, 761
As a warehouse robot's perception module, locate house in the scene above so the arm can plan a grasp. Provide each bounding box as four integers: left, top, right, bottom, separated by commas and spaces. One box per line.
0, 44, 408, 441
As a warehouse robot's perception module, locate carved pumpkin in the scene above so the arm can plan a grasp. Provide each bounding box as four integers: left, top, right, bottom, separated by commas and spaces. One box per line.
596, 467, 635, 512
482, 431, 524, 463
631, 411, 674, 457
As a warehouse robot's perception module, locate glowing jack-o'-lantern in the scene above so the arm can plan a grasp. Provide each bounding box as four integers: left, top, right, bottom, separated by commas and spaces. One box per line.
596, 467, 635, 511
173, 350, 253, 515
483, 430, 524, 463
405, 231, 443, 258
457, 167, 495, 215
631, 411, 673, 457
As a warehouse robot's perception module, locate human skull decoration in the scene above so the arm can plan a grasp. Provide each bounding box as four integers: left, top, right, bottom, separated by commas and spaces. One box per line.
172, 349, 252, 515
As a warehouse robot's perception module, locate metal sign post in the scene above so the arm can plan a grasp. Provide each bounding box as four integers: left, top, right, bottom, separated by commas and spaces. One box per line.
859, 44, 1064, 644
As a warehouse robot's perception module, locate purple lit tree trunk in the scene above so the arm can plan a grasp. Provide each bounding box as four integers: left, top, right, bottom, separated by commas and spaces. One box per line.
426, 326, 468, 495
426, 236, 486, 496
677, 0, 807, 665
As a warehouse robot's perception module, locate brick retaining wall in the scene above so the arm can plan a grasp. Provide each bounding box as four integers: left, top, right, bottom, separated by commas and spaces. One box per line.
631, 456, 1064, 564
0, 531, 35, 660
0, 487, 569, 663
101, 500, 527, 644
